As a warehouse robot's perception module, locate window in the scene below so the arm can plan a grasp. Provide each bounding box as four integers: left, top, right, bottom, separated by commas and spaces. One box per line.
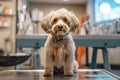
95, 0, 120, 22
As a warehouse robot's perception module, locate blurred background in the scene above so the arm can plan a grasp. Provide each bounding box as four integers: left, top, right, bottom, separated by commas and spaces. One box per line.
0, 0, 120, 75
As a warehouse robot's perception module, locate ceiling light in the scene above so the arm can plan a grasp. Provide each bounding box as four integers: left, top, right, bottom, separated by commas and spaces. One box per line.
23, 5, 27, 9
63, 0, 69, 1
99, 2, 111, 14
114, 0, 120, 4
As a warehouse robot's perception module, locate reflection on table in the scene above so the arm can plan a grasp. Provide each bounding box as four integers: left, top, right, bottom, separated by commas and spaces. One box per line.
0, 69, 120, 80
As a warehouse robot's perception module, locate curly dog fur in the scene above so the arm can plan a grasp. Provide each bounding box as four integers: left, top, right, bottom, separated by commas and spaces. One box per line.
41, 8, 79, 76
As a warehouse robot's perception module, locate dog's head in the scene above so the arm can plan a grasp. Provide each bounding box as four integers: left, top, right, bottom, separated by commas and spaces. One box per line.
41, 8, 79, 36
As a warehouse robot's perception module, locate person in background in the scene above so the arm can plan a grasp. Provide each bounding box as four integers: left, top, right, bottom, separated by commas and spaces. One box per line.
76, 14, 90, 68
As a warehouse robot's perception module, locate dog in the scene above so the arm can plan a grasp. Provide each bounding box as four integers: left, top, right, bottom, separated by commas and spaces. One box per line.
41, 8, 79, 76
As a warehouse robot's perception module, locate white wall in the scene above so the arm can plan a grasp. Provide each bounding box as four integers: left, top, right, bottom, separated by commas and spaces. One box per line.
29, 3, 86, 18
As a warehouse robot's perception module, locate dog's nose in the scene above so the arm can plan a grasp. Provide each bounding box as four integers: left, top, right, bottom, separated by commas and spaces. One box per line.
58, 25, 63, 30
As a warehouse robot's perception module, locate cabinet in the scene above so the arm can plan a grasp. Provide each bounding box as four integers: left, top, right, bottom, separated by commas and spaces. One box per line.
0, 14, 14, 27
0, 0, 15, 28
0, 0, 16, 54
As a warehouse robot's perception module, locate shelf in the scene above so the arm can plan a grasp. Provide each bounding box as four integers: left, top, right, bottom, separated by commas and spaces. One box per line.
0, 25, 9, 27
0, 14, 15, 17
0, 0, 11, 1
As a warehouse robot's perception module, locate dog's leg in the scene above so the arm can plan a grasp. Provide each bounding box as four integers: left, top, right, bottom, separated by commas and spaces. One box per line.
44, 50, 54, 76
64, 53, 74, 76
73, 61, 79, 73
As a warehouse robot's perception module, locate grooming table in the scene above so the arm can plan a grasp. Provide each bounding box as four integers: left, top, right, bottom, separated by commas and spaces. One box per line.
0, 69, 120, 80
16, 35, 120, 71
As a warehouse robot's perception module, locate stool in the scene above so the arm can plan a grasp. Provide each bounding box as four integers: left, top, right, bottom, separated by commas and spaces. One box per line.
91, 47, 111, 71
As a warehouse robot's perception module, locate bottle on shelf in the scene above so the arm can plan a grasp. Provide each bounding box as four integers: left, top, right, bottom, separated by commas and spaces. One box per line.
3, 19, 9, 27
8, 7, 12, 15
0, 18, 9, 27
3, 6, 9, 14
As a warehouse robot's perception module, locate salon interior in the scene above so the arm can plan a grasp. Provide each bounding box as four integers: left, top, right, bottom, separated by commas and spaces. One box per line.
0, 0, 120, 80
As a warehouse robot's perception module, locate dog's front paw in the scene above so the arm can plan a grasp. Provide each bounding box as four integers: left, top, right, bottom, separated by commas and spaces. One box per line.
64, 71, 74, 76
44, 68, 53, 76
44, 72, 52, 76
73, 67, 78, 73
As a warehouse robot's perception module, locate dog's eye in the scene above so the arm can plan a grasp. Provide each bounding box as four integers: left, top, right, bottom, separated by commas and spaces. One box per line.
63, 18, 67, 22
53, 18, 58, 23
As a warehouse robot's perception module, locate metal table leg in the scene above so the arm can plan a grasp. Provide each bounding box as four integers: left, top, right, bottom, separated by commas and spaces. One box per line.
102, 48, 111, 71
16, 48, 24, 70
91, 48, 97, 69
34, 48, 42, 69
91, 47, 111, 71
86, 47, 89, 66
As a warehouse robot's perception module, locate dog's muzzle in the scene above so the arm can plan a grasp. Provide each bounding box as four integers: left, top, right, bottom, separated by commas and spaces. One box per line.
51, 30, 70, 43
58, 25, 63, 30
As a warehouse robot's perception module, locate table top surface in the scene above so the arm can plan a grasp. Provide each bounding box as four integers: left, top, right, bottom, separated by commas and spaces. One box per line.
17, 34, 120, 39
0, 69, 120, 80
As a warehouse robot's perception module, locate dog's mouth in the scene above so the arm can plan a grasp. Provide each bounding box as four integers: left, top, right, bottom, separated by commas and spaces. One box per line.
55, 30, 68, 38
52, 25, 69, 37
51, 29, 69, 43
51, 25, 70, 43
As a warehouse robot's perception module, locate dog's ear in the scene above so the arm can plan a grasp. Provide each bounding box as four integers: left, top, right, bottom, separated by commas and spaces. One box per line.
69, 13, 80, 33
41, 11, 54, 33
